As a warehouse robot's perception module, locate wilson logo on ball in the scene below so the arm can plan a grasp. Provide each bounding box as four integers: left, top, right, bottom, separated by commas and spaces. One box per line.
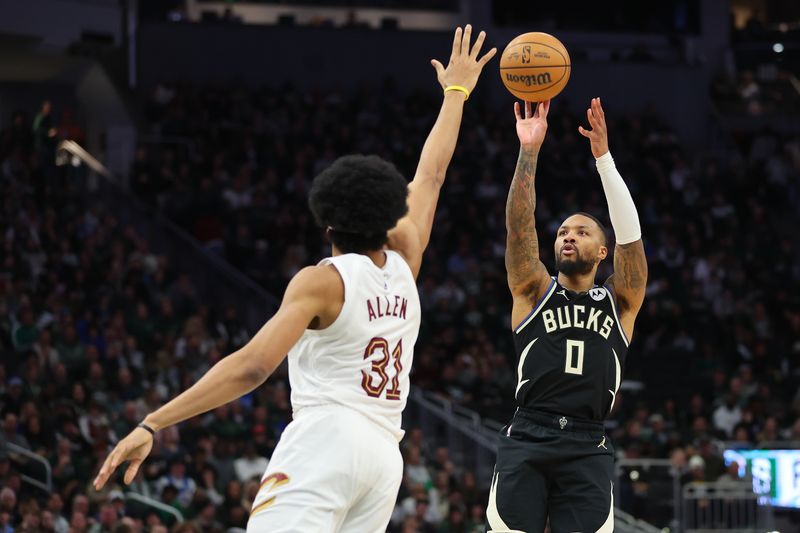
505, 72, 552, 87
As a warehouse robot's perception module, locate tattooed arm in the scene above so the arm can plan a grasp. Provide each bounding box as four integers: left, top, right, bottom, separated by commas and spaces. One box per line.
579, 97, 647, 338
606, 240, 647, 332
506, 101, 552, 329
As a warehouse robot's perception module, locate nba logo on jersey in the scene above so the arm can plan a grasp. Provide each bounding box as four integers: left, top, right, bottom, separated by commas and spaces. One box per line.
589, 287, 607, 301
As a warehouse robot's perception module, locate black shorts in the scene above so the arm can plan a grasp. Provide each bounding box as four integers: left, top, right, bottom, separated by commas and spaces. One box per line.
487, 408, 615, 533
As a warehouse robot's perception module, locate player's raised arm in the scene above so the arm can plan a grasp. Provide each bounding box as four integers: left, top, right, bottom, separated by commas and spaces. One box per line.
387, 25, 496, 278
506, 100, 552, 325
578, 97, 647, 337
93, 265, 342, 490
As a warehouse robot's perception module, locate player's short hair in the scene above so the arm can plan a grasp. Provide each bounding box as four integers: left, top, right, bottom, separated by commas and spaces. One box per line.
309, 155, 408, 253
571, 211, 608, 246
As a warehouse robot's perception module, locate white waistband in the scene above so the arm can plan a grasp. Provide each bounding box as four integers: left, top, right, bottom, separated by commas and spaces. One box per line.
293, 403, 403, 442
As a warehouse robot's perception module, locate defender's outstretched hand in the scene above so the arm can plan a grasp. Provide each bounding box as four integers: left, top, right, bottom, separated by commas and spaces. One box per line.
431, 25, 497, 94
93, 426, 153, 490
515, 100, 550, 151
578, 97, 609, 158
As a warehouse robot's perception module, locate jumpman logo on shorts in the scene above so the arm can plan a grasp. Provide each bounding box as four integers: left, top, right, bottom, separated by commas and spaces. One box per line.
597, 436, 607, 449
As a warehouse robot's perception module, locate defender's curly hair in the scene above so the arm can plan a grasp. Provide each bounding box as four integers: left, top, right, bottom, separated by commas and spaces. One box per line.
309, 155, 409, 254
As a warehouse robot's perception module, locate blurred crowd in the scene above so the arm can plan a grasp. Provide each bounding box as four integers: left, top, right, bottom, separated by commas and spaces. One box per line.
0, 75, 799, 531
1, 105, 288, 532
713, 13, 800, 117
712, 67, 800, 116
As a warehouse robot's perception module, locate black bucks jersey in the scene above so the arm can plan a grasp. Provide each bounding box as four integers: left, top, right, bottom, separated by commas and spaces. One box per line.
513, 277, 629, 421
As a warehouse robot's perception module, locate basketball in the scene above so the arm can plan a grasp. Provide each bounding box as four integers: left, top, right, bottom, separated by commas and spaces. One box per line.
500, 32, 571, 102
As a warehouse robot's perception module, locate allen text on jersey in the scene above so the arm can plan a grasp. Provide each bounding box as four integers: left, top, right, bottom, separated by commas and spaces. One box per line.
367, 295, 408, 322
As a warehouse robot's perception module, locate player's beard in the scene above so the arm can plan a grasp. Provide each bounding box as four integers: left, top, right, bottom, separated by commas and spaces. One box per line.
555, 250, 595, 276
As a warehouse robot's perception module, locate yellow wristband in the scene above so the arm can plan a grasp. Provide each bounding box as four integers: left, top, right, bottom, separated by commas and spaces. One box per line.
444, 85, 470, 100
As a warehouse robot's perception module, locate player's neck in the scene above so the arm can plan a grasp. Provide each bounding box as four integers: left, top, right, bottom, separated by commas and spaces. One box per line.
331, 246, 387, 268
364, 250, 387, 267
556, 272, 596, 293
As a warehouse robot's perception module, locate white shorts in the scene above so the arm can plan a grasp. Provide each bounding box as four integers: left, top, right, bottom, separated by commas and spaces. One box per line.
246, 404, 403, 533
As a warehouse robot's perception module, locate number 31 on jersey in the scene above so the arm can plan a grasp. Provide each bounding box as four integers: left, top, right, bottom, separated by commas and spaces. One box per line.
361, 337, 404, 400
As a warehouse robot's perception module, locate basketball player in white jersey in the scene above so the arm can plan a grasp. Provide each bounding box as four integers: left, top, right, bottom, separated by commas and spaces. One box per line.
93, 26, 496, 532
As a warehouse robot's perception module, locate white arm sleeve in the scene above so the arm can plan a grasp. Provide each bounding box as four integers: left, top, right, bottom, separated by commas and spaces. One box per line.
595, 151, 641, 245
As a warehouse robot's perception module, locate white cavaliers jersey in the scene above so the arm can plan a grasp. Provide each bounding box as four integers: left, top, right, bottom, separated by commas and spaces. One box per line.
288, 250, 421, 441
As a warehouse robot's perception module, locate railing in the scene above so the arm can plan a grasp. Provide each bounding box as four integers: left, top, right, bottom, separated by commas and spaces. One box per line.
411, 389, 502, 446
404, 388, 499, 487
614, 508, 664, 533
125, 492, 184, 524
56, 140, 279, 333
56, 140, 114, 179
682, 482, 774, 533
6, 443, 53, 494
615, 458, 680, 531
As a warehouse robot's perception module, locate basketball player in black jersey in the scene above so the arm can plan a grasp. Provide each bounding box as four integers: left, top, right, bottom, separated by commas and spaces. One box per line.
486, 98, 648, 533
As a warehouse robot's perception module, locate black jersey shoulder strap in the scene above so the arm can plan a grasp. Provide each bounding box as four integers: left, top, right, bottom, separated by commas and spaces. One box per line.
514, 277, 558, 335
